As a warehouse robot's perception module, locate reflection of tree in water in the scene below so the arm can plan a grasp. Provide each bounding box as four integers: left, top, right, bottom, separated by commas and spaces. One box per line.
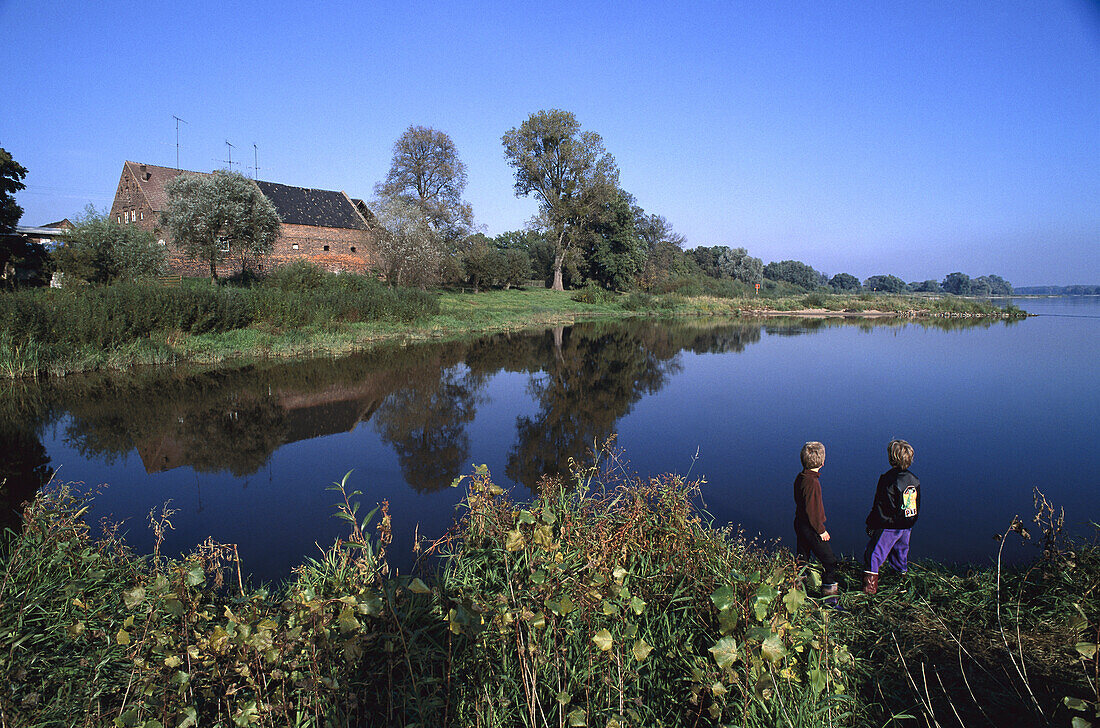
178, 395, 289, 476
373, 365, 486, 493
504, 325, 684, 489
0, 426, 54, 537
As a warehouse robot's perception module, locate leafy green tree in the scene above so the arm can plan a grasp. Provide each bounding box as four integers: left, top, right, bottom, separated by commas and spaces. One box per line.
632, 207, 687, 291
908, 279, 941, 293
974, 274, 1013, 295
376, 126, 474, 244
863, 274, 906, 293
941, 272, 971, 295
502, 110, 619, 290
462, 243, 503, 291
370, 195, 448, 287
829, 273, 861, 292
582, 189, 646, 290
161, 170, 280, 281
688, 246, 728, 278
968, 277, 992, 297
53, 205, 168, 284
500, 248, 531, 289
0, 147, 27, 235
717, 247, 764, 285
763, 260, 826, 290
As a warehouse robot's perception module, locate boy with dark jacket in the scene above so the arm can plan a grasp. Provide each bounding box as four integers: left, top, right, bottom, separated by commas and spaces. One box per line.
862, 439, 920, 595
793, 441, 839, 597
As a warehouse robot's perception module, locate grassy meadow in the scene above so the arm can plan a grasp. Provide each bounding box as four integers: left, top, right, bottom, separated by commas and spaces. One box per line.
0, 272, 1024, 379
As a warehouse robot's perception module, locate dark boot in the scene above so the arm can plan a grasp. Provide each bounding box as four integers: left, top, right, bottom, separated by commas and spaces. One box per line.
862, 572, 878, 595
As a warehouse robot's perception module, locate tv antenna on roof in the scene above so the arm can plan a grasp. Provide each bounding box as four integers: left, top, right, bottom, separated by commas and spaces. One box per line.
252, 143, 260, 180
172, 115, 188, 169
223, 140, 237, 170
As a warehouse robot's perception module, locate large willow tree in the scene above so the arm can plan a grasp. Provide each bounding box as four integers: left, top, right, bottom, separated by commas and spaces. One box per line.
502, 110, 618, 291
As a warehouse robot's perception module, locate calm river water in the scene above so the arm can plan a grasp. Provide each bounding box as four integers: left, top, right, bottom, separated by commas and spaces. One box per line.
2, 297, 1096, 582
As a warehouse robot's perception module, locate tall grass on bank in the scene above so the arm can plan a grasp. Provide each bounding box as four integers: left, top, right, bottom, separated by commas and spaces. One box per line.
835, 491, 1100, 728
0, 268, 439, 377
1, 455, 852, 727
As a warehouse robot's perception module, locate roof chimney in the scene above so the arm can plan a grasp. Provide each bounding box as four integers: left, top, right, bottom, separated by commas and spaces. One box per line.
140, 164, 150, 181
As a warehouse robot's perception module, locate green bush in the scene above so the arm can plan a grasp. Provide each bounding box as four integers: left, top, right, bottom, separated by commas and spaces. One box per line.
802, 292, 827, 308
570, 283, 616, 305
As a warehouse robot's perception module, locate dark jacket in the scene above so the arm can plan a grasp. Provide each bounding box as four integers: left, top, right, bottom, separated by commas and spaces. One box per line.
793, 470, 827, 534
865, 467, 920, 530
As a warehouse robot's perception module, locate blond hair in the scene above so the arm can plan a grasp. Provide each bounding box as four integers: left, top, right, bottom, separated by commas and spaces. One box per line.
800, 441, 826, 469
888, 439, 914, 469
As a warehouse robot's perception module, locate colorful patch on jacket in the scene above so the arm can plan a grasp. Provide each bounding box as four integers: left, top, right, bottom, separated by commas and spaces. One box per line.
902, 486, 918, 518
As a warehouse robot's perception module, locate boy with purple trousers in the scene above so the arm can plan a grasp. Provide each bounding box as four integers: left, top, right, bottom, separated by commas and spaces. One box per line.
862, 439, 920, 595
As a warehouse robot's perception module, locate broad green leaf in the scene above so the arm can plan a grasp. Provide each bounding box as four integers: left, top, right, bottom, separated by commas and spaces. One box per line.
710, 585, 737, 612
408, 578, 431, 594
505, 529, 526, 552
1064, 696, 1089, 711
338, 607, 360, 634
530, 570, 546, 585
517, 509, 536, 524
178, 706, 198, 728
1070, 718, 1092, 728
360, 593, 383, 617
164, 655, 182, 669
783, 587, 807, 615
632, 639, 653, 661
530, 612, 546, 629
123, 586, 146, 609
592, 628, 613, 651
710, 681, 727, 696
559, 595, 574, 615
753, 584, 778, 622
67, 621, 85, 639
542, 509, 557, 525
488, 484, 504, 496
185, 565, 204, 587
612, 566, 628, 581
629, 596, 646, 615
567, 708, 587, 726
1075, 642, 1098, 659
809, 667, 827, 696
556, 690, 572, 705
232, 700, 260, 726
761, 634, 787, 665
708, 636, 739, 668
624, 622, 638, 638
533, 524, 555, 549
719, 608, 739, 635
114, 710, 140, 728
116, 629, 131, 645
601, 600, 619, 616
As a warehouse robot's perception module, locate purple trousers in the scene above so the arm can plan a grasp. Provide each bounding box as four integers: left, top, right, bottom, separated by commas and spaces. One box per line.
864, 528, 911, 574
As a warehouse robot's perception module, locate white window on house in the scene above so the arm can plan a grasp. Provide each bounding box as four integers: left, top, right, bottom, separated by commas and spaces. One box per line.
117, 215, 121, 224
217, 237, 230, 253
157, 239, 166, 246
139, 212, 143, 221
291, 243, 299, 250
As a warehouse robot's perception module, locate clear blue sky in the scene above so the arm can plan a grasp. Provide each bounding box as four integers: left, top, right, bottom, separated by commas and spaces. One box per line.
2, 0, 1097, 286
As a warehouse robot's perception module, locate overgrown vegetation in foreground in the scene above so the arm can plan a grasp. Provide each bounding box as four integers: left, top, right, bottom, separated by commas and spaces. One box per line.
0, 266, 1025, 379
1, 456, 1096, 728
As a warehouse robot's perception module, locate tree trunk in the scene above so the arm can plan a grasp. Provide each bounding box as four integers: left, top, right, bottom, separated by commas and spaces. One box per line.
551, 230, 566, 291
210, 258, 218, 282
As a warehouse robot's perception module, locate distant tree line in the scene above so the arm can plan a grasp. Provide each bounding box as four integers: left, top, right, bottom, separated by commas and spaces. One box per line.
1, 134, 1018, 298
1014, 285, 1100, 295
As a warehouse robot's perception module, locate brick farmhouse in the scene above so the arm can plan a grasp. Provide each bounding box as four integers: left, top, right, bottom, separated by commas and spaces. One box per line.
109, 161, 378, 277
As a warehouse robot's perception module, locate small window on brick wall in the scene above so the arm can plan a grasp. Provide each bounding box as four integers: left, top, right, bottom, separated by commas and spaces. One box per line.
139, 212, 143, 220
117, 215, 121, 224
292, 243, 299, 250
323, 245, 329, 251
350, 246, 357, 253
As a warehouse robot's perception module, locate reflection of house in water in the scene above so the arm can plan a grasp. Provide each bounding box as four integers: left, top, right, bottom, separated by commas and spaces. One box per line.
135, 381, 386, 474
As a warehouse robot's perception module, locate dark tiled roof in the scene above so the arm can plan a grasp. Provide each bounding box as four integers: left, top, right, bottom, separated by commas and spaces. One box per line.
123, 162, 369, 231
254, 181, 366, 230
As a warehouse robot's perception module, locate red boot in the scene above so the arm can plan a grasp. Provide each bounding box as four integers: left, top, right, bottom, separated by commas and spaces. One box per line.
862, 572, 878, 595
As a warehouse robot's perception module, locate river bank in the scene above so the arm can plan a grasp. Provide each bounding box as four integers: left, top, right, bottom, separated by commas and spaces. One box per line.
0, 284, 1024, 379
1, 457, 1094, 727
